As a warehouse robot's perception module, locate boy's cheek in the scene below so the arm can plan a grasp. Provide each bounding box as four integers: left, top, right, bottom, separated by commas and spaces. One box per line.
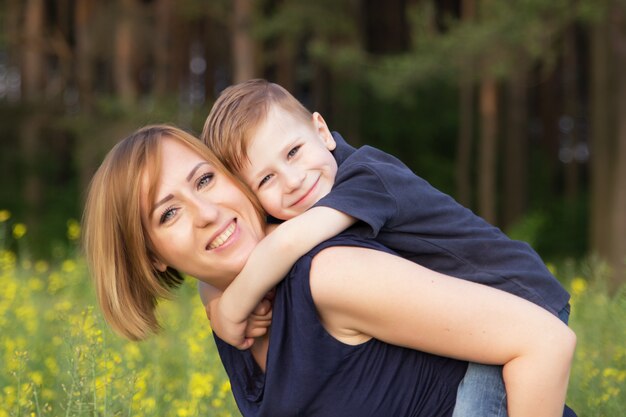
257, 194, 283, 218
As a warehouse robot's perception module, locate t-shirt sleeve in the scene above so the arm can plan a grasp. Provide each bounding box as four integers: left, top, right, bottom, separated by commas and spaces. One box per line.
314, 160, 398, 237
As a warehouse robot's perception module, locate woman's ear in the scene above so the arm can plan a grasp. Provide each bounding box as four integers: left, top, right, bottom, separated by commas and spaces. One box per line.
151, 257, 168, 272
312, 112, 336, 151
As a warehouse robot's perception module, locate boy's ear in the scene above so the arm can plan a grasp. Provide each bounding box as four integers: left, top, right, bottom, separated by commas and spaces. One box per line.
312, 112, 336, 151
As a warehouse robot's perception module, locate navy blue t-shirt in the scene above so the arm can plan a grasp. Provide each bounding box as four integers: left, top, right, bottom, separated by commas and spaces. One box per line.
315, 133, 570, 317
215, 235, 467, 417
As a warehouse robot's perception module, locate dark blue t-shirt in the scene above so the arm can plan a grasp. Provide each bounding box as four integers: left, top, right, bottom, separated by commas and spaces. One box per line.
315, 133, 570, 317
214, 235, 467, 417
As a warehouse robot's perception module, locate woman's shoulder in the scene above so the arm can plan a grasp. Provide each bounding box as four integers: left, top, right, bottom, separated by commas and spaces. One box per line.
300, 234, 400, 344
302, 232, 398, 294
305, 230, 396, 260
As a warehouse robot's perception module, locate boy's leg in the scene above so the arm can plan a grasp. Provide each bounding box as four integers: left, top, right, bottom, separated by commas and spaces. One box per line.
452, 363, 508, 417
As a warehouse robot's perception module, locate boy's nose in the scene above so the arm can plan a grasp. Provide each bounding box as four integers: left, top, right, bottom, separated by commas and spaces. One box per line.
283, 166, 305, 192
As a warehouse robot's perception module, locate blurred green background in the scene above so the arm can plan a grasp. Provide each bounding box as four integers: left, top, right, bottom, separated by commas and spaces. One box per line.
1, 1, 626, 416
3, 0, 626, 286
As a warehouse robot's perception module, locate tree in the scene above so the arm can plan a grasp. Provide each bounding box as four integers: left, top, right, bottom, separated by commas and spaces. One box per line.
456, 0, 476, 208
114, 0, 138, 104
153, 0, 172, 97
477, 75, 498, 224
232, 0, 257, 83
75, 0, 96, 110
20, 0, 45, 231
589, 7, 613, 260
503, 66, 529, 229
608, 0, 626, 286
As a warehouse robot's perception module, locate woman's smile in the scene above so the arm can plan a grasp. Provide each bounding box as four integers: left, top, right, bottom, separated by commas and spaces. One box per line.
207, 219, 237, 250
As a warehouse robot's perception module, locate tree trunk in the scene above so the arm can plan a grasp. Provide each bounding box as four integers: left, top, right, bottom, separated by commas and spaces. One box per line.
456, 0, 476, 208
363, 0, 408, 53
154, 0, 172, 97
22, 0, 45, 100
589, 14, 614, 260
609, 2, 626, 287
114, 0, 138, 104
457, 77, 474, 208
478, 76, 498, 224
503, 68, 529, 230
232, 0, 256, 83
21, 0, 45, 231
276, 38, 296, 94
75, 0, 96, 110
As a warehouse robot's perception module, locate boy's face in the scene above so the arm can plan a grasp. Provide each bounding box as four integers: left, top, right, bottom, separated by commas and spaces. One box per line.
240, 105, 338, 220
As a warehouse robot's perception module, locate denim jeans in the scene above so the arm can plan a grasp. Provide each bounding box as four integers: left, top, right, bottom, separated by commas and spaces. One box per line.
451, 304, 571, 417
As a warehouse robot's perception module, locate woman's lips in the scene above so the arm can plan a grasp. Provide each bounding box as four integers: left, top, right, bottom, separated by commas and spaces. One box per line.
207, 220, 237, 250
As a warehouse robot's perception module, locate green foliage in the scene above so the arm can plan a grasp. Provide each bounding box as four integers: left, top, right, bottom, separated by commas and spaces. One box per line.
553, 258, 626, 415
358, 79, 458, 194
507, 195, 588, 260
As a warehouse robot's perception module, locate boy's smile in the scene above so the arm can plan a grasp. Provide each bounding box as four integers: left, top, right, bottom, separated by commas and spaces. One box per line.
241, 105, 338, 220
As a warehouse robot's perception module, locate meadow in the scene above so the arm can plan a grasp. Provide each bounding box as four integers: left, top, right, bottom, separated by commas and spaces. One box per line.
0, 211, 624, 417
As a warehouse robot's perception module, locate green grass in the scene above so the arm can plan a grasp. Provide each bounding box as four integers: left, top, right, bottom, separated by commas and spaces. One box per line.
0, 215, 624, 416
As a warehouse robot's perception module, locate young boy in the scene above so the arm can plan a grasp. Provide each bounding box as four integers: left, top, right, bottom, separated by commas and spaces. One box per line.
200, 79, 574, 417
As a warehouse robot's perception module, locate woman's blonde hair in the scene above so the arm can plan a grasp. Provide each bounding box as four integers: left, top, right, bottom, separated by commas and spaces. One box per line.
201, 78, 313, 173
82, 124, 262, 340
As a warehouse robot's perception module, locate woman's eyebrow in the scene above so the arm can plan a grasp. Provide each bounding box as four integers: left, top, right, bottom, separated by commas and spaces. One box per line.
186, 162, 209, 181
150, 162, 209, 216
151, 194, 173, 217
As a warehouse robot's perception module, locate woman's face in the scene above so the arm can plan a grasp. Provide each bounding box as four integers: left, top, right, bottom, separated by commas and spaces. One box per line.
140, 137, 265, 289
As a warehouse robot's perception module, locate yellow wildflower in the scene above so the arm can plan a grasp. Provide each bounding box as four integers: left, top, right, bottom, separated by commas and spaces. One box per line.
28, 278, 43, 291
12, 223, 27, 239
571, 277, 587, 296
177, 408, 191, 417
44, 357, 59, 375
0, 210, 10, 222
29, 371, 43, 385
61, 259, 76, 273
66, 219, 81, 240
34, 260, 48, 273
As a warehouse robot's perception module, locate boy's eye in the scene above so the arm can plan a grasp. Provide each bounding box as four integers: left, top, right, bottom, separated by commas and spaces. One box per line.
159, 206, 177, 224
196, 172, 214, 190
259, 173, 273, 188
287, 145, 300, 159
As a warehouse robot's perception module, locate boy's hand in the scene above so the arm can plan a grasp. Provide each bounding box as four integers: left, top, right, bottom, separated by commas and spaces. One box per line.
206, 290, 274, 350
244, 294, 273, 339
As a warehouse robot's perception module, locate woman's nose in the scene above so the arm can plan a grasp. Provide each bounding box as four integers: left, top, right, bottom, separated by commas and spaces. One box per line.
192, 197, 219, 227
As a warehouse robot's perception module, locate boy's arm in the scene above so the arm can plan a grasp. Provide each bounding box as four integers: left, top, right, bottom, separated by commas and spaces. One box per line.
213, 206, 355, 348
198, 281, 273, 344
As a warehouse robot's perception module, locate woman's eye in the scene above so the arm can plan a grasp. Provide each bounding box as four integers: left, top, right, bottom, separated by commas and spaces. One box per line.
197, 173, 214, 190
159, 207, 177, 224
287, 145, 300, 159
259, 174, 273, 188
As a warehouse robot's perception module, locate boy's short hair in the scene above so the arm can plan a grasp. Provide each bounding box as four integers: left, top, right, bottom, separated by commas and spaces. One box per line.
202, 79, 313, 172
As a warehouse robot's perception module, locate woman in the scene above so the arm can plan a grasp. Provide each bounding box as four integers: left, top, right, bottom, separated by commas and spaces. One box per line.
83, 125, 576, 417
